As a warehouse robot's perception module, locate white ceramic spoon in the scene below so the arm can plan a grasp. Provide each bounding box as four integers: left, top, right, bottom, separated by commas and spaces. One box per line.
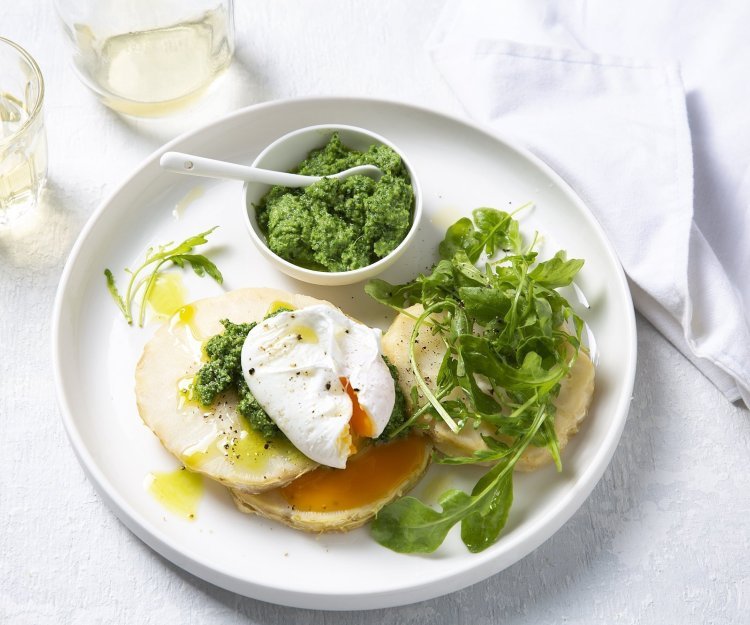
159, 151, 382, 187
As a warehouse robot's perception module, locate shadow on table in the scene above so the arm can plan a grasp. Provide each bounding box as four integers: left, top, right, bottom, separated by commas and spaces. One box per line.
0, 180, 84, 275
157, 321, 677, 623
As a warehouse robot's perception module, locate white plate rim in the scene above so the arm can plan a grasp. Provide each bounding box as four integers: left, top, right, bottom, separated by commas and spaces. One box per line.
51, 95, 637, 609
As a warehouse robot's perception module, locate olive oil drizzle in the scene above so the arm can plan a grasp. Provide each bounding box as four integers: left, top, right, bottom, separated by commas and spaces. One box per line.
147, 467, 204, 520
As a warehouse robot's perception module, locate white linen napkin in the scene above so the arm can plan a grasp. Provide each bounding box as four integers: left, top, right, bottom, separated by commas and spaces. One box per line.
427, 0, 750, 407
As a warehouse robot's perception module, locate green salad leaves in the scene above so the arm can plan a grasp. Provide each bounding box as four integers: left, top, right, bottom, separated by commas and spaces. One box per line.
105, 227, 223, 327
366, 207, 585, 553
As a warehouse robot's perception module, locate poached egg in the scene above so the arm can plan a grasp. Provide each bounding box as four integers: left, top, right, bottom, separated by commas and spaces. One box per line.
240, 305, 395, 468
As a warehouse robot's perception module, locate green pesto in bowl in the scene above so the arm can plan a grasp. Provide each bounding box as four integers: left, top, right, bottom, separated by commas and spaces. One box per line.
254, 133, 414, 272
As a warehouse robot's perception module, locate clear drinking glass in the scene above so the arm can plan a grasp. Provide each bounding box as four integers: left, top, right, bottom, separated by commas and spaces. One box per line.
55, 0, 235, 116
0, 37, 47, 226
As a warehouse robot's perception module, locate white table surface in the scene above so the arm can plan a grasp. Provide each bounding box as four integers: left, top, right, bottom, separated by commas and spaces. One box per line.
1, 2, 748, 623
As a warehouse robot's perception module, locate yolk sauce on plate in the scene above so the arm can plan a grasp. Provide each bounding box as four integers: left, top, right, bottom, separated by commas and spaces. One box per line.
279, 435, 427, 513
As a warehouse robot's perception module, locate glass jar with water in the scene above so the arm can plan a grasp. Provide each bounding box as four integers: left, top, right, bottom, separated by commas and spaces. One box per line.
55, 0, 235, 116
0, 37, 47, 225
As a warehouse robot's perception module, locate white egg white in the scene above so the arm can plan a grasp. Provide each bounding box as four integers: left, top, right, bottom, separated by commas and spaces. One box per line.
240, 305, 395, 468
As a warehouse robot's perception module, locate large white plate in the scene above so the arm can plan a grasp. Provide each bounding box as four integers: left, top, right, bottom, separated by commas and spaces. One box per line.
52, 97, 636, 610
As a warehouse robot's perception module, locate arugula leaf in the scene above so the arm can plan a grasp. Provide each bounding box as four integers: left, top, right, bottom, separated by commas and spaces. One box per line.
372, 400, 547, 553
420, 260, 456, 303
371, 489, 473, 553
438, 217, 482, 262
438, 434, 514, 466
461, 469, 513, 553
170, 254, 224, 283
450, 251, 487, 287
459, 286, 510, 323
364, 278, 422, 311
471, 208, 513, 257
460, 335, 566, 393
528, 251, 584, 288
104, 268, 129, 321
439, 206, 527, 263
104, 227, 223, 327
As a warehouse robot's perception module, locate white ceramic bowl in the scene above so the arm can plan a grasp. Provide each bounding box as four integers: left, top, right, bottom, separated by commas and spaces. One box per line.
242, 124, 422, 286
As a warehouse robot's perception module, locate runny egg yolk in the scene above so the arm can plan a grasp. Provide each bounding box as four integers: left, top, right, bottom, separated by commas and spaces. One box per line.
279, 435, 426, 512
340, 377, 375, 438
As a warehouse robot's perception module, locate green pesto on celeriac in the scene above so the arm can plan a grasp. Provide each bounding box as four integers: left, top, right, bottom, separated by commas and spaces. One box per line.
255, 133, 414, 272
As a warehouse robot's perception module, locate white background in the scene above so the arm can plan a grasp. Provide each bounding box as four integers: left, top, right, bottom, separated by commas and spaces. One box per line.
1, 1, 748, 623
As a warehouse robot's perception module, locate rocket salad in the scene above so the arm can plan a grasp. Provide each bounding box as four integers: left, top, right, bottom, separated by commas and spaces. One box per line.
365, 207, 586, 553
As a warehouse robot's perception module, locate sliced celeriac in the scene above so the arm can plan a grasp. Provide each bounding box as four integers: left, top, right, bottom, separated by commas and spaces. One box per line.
231, 435, 431, 532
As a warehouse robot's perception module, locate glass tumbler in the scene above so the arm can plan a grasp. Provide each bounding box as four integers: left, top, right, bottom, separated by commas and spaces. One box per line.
55, 0, 235, 116
0, 37, 47, 226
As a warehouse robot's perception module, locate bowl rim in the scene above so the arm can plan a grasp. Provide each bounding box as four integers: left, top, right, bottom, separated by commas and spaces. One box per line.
242, 123, 423, 280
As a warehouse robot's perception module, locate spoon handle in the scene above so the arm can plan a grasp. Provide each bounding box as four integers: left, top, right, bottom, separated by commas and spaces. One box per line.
159, 151, 322, 187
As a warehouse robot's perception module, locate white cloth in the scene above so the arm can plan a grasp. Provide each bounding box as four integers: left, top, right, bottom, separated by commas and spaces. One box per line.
427, 0, 750, 407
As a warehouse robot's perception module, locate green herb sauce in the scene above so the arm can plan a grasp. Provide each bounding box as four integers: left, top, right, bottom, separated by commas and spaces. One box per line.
194, 319, 279, 439
255, 133, 414, 272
